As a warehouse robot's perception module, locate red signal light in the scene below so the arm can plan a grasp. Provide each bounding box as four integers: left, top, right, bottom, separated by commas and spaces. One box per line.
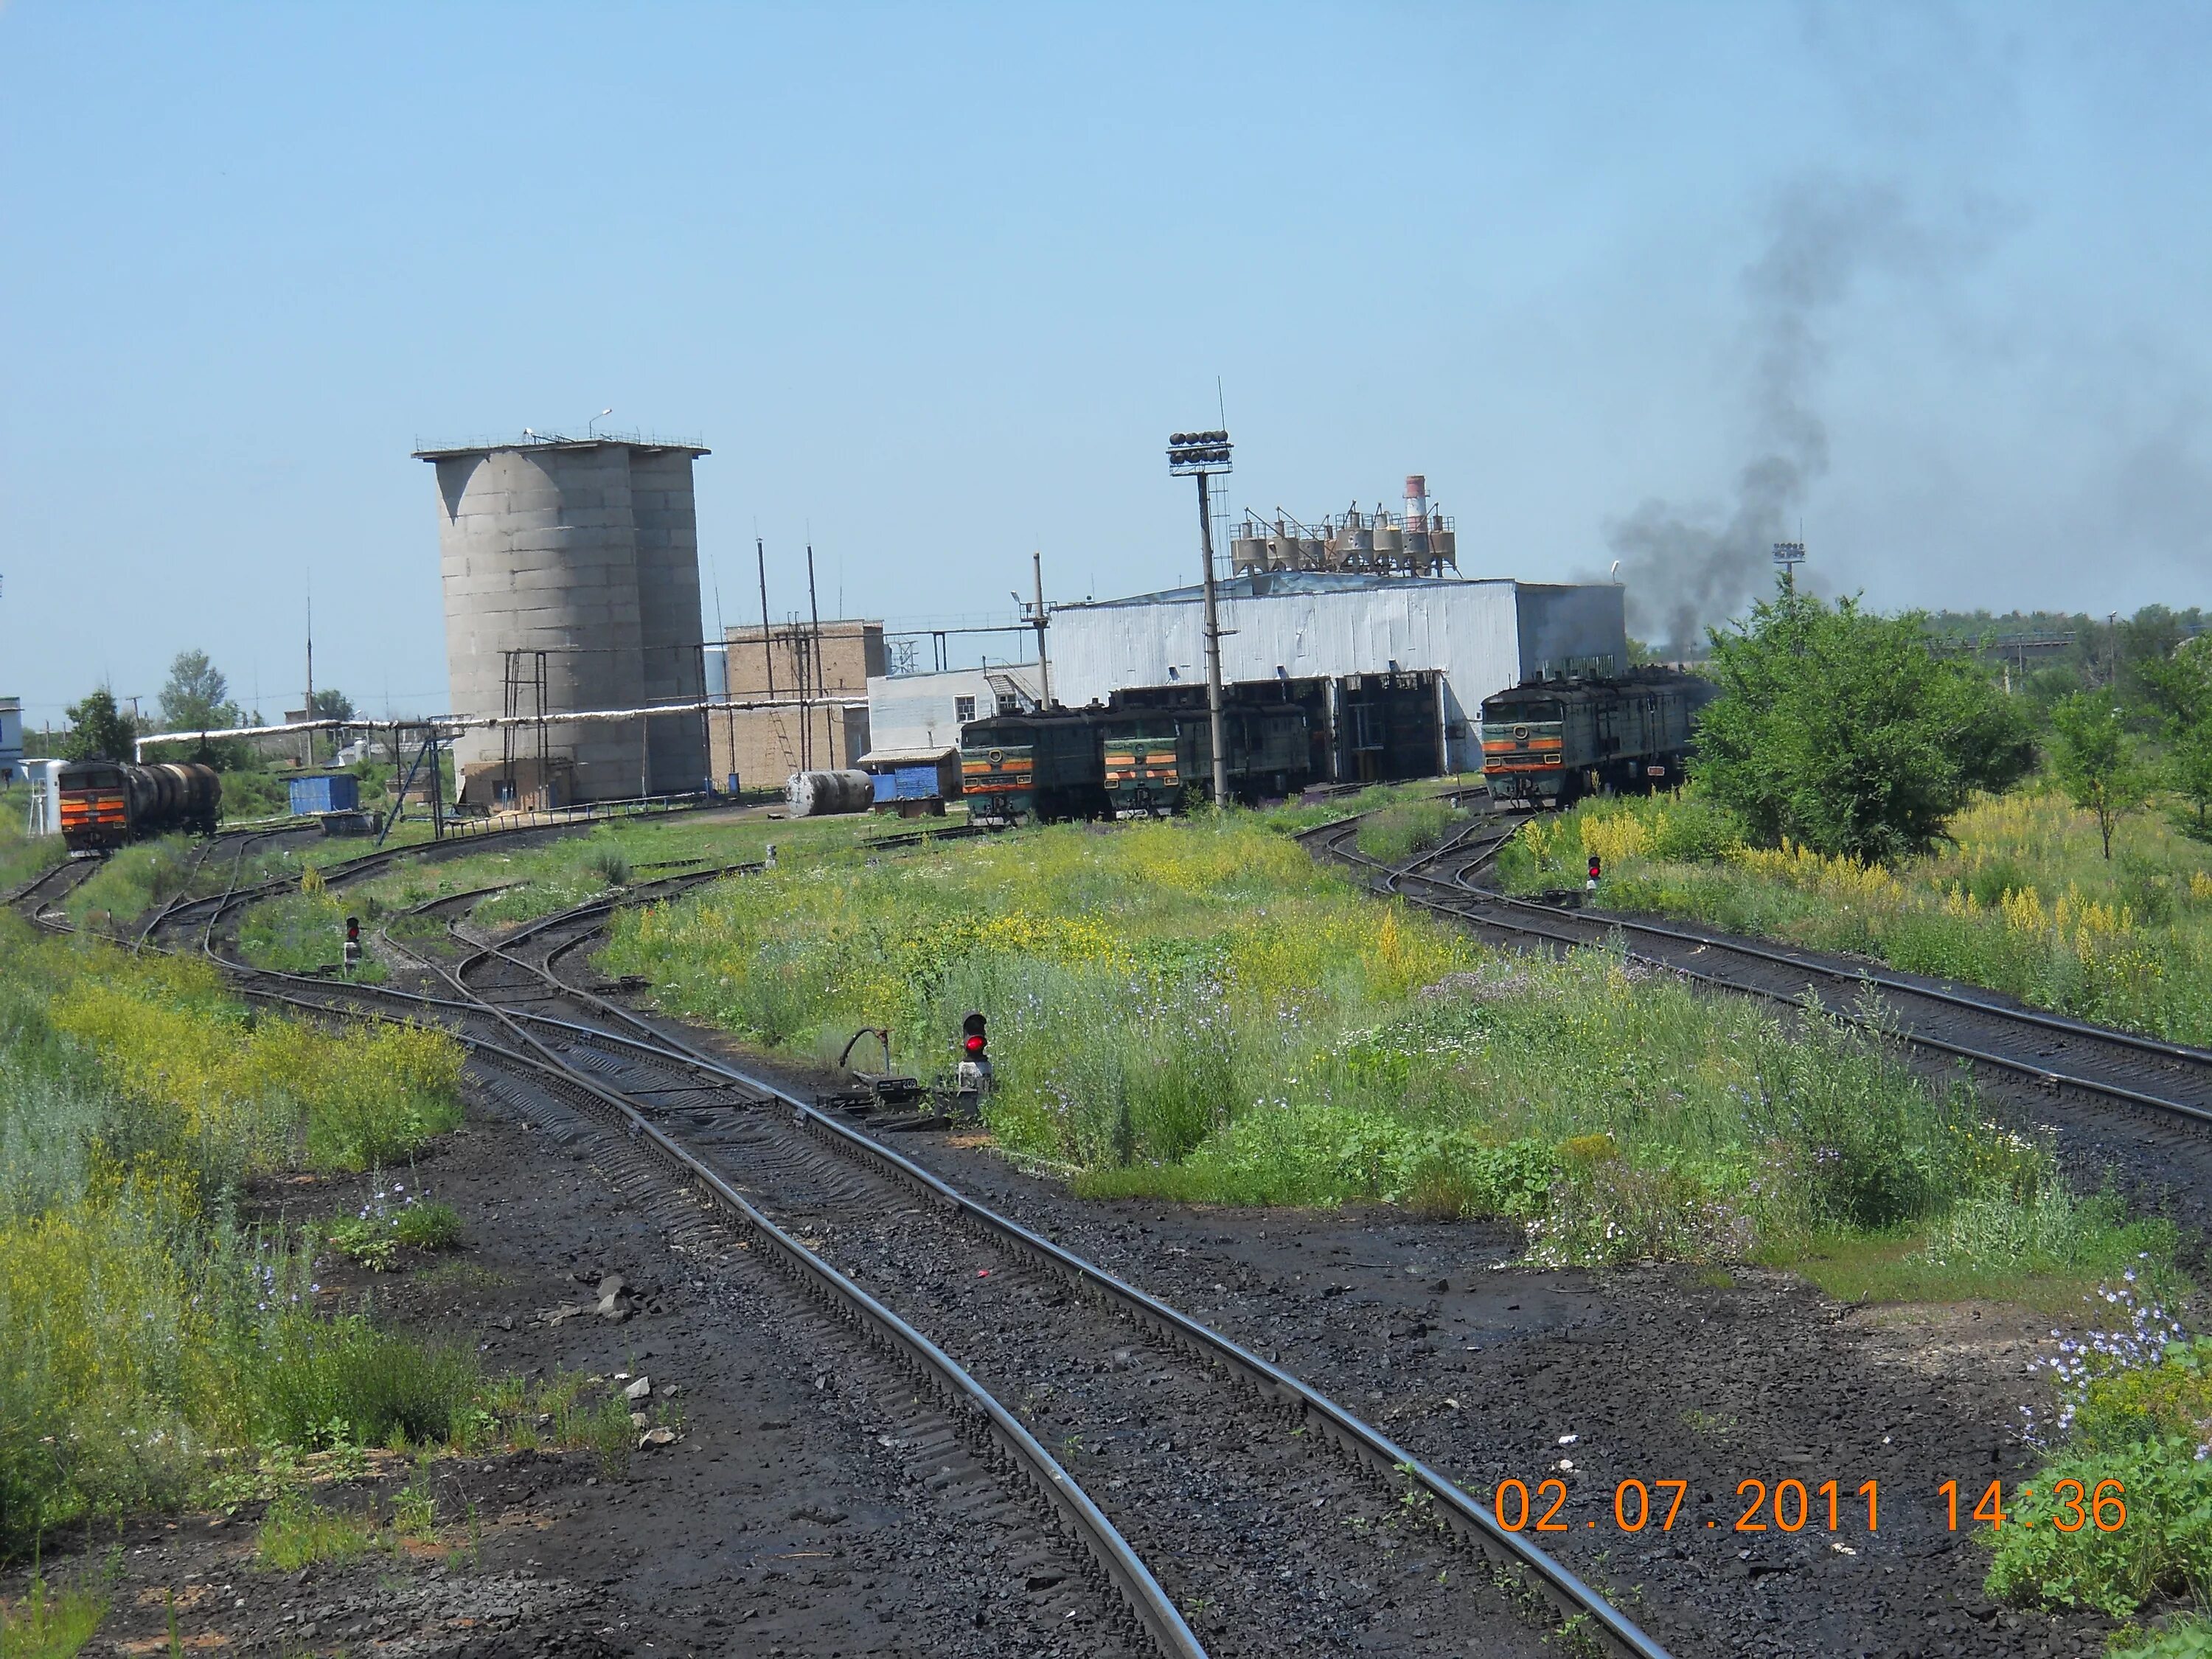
961, 1011, 987, 1056
344, 916, 361, 942
964, 1034, 986, 1056
1587, 856, 1601, 881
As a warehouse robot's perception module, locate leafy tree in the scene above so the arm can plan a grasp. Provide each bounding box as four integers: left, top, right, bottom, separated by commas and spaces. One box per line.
307, 688, 355, 723
2048, 693, 2154, 860
62, 689, 138, 763
1694, 592, 2035, 861
2168, 720, 2212, 835
158, 649, 240, 734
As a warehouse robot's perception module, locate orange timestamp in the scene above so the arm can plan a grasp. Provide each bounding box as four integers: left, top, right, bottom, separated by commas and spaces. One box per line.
1485, 1477, 2129, 1534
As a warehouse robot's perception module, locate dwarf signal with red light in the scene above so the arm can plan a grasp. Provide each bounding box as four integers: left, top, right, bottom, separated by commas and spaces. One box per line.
1587, 855, 1601, 891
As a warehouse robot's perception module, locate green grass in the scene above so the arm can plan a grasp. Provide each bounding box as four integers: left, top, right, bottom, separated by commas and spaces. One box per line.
0, 788, 67, 898
340, 806, 891, 937
321, 1192, 462, 1271
256, 1489, 375, 1571
599, 811, 2157, 1295
2110, 1614, 2212, 1657
1502, 785, 2212, 1046
1354, 799, 1463, 863
0, 1573, 105, 1658
1259, 778, 1474, 838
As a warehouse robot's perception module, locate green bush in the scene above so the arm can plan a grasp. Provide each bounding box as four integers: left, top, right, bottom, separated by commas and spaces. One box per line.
2111, 1614, 2212, 1658
1985, 1439, 2212, 1618
251, 1312, 479, 1450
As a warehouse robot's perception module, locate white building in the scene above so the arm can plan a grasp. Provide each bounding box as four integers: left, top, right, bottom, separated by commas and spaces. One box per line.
1046, 571, 1624, 780
860, 664, 1044, 773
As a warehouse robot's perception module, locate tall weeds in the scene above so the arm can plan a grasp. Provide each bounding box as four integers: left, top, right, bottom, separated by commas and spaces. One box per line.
0, 913, 469, 1553
602, 815, 2112, 1286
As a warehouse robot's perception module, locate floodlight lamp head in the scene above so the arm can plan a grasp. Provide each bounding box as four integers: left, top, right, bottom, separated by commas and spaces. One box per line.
1166, 428, 1233, 476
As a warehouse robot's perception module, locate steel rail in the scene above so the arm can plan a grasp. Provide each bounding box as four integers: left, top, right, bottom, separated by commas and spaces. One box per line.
368, 932, 1206, 1659
178, 815, 1664, 1658
1396, 817, 2212, 1072
462, 890, 1673, 1659
167, 858, 1203, 1659
1312, 817, 2212, 1129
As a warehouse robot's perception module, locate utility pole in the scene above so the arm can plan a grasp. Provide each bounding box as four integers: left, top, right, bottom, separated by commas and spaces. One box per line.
1167, 430, 1234, 807
755, 535, 776, 783
806, 544, 825, 769
1031, 550, 1053, 708
303, 585, 316, 768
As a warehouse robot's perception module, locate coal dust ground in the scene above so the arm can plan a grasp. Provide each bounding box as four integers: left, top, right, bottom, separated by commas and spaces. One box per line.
13, 1033, 2128, 1659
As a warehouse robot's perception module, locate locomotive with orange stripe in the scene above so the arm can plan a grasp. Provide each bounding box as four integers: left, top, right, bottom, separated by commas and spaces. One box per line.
1480, 672, 1712, 807
57, 760, 221, 853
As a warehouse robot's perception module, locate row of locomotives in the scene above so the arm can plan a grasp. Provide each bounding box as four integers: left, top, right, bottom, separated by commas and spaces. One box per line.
960, 697, 1321, 826
1099, 699, 1312, 816
1479, 672, 1714, 808
57, 760, 222, 854
959, 709, 1112, 826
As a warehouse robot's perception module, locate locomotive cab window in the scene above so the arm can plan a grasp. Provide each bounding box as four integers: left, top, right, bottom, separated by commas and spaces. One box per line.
1487, 700, 1562, 723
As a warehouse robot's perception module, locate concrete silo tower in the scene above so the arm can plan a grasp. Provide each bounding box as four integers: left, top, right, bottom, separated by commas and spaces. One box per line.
416, 436, 712, 804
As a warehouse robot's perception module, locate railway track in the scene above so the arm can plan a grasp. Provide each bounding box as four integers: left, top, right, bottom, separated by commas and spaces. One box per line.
3, 854, 103, 929
173, 832, 1672, 1658
1301, 804, 2212, 1137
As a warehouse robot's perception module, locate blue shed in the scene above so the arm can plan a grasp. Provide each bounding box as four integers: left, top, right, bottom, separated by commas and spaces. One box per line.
288, 773, 360, 816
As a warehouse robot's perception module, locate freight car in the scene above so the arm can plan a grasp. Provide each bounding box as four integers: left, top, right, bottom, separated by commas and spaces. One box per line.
57, 759, 221, 853
959, 710, 1110, 825
1480, 672, 1714, 807
1097, 700, 1313, 815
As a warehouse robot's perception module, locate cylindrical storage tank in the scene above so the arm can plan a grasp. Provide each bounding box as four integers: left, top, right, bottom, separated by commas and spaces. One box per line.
1432, 527, 1458, 568
428, 442, 646, 801
786, 770, 874, 817
1331, 523, 1374, 568
1373, 521, 1403, 563
627, 447, 712, 794
1231, 536, 1270, 574
1297, 535, 1326, 568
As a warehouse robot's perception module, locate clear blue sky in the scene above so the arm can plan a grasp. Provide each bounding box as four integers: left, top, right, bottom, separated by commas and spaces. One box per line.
3, 2, 2207, 722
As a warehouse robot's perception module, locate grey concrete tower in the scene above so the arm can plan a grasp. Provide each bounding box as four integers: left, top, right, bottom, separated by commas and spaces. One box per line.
416, 437, 712, 803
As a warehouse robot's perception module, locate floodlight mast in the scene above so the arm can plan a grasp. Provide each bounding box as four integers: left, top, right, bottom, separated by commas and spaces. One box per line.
1167, 431, 1234, 807
1772, 540, 1806, 599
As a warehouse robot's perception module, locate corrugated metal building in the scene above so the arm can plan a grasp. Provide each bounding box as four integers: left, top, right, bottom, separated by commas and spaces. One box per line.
1048, 572, 1624, 781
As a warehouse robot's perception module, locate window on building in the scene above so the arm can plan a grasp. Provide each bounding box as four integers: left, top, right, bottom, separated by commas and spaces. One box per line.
955, 695, 976, 723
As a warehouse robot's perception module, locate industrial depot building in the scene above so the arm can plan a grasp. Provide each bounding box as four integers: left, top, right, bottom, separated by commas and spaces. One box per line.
417, 433, 1626, 803
864, 571, 1627, 787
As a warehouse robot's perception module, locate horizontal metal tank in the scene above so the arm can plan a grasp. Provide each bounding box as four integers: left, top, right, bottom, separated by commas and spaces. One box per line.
786, 769, 874, 817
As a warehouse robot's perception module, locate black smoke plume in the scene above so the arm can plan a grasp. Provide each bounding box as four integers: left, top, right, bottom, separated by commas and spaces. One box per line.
1612, 177, 1931, 655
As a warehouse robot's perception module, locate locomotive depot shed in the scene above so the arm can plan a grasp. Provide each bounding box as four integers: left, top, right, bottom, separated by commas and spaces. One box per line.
1046, 570, 1627, 784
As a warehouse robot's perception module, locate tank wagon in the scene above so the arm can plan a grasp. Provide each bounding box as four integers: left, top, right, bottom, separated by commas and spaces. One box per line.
1480, 672, 1713, 807
58, 760, 222, 852
960, 697, 1318, 824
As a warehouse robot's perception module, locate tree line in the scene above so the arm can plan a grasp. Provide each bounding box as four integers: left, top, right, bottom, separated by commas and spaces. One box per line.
1691, 595, 2208, 863
57, 650, 354, 765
